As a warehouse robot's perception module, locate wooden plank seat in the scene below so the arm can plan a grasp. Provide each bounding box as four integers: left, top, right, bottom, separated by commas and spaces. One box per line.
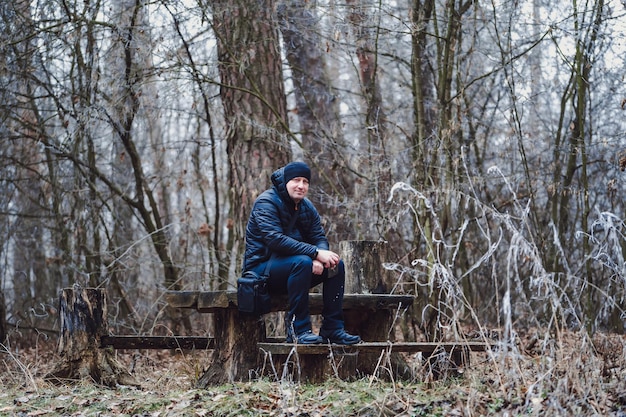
97, 337, 495, 355
257, 340, 493, 355
256, 340, 495, 381
164, 290, 414, 313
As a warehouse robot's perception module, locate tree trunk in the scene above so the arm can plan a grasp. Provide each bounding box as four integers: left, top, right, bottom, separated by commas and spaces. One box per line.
410, 0, 436, 186
0, 290, 6, 344
277, 0, 355, 241
45, 287, 138, 387
346, 0, 393, 242
197, 0, 292, 386
340, 240, 413, 380
212, 0, 291, 266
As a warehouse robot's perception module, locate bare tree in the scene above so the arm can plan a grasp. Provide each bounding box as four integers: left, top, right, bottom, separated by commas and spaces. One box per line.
1, 0, 64, 339
344, 0, 395, 241
277, 0, 356, 241
198, 0, 292, 384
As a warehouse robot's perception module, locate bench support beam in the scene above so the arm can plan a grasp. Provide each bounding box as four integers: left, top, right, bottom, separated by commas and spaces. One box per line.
101, 336, 214, 350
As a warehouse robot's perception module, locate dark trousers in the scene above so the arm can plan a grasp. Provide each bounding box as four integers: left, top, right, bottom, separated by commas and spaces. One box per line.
255, 255, 345, 335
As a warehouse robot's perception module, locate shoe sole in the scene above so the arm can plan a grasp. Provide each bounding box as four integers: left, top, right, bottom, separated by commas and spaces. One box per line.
322, 338, 362, 345
286, 338, 324, 344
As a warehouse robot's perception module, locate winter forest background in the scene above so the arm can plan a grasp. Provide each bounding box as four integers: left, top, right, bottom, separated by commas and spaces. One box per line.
1, 0, 625, 351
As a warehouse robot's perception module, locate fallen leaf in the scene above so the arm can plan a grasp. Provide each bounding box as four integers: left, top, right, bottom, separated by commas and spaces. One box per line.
27, 410, 50, 416
212, 394, 228, 402
14, 396, 30, 405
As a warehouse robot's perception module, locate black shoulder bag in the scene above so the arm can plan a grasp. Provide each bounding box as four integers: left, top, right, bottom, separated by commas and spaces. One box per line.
237, 212, 298, 316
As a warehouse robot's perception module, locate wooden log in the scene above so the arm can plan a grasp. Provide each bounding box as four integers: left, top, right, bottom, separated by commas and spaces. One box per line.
101, 335, 214, 350
44, 287, 138, 387
339, 240, 395, 293
339, 240, 413, 380
195, 309, 265, 387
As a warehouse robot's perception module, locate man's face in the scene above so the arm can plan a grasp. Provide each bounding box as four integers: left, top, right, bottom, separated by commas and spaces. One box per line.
286, 177, 309, 203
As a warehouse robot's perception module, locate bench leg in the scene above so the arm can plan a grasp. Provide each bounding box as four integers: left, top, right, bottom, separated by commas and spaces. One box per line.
196, 309, 265, 387
259, 347, 359, 383
344, 309, 414, 380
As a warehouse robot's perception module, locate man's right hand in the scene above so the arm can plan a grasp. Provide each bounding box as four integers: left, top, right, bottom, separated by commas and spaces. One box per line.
315, 249, 340, 269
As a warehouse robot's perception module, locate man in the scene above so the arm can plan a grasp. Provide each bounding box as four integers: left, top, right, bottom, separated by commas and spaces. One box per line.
243, 161, 361, 345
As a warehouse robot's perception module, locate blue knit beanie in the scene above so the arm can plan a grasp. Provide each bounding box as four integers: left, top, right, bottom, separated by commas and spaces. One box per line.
283, 161, 311, 183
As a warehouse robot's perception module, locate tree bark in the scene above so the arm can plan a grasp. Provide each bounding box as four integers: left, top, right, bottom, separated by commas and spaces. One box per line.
0, 290, 6, 344
340, 240, 413, 380
212, 0, 291, 268
45, 287, 138, 387
346, 0, 393, 242
277, 0, 356, 240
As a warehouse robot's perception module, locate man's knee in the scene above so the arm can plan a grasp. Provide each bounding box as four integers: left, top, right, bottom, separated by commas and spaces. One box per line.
291, 254, 313, 270
331, 259, 345, 281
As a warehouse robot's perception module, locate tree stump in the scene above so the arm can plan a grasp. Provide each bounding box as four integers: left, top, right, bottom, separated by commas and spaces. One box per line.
45, 287, 138, 387
340, 240, 395, 294
195, 309, 265, 387
339, 240, 413, 380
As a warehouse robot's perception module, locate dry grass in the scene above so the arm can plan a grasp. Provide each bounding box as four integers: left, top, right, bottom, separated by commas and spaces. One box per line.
1, 330, 626, 416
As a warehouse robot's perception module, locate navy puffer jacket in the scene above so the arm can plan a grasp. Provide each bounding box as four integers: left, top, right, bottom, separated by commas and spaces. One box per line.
243, 166, 329, 271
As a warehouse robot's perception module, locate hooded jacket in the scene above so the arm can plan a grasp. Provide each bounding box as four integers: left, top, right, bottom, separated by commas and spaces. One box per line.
243, 165, 329, 271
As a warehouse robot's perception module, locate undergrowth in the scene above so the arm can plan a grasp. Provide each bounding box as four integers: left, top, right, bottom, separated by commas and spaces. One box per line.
1, 333, 626, 416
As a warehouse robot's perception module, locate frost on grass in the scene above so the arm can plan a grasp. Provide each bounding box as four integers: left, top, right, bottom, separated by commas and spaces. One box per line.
385, 173, 626, 415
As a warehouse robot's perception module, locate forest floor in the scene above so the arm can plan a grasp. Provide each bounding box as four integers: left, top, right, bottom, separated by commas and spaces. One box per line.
1, 330, 626, 416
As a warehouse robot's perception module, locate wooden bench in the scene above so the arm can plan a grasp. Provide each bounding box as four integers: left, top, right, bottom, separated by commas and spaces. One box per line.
46, 239, 495, 386
100, 290, 416, 352
163, 288, 494, 382
159, 241, 497, 385
164, 288, 416, 384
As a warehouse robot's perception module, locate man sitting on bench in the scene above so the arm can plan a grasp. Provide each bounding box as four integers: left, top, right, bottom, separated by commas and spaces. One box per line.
243, 161, 361, 345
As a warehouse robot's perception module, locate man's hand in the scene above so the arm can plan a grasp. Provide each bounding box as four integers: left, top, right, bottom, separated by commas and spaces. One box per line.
315, 249, 340, 269
312, 260, 324, 275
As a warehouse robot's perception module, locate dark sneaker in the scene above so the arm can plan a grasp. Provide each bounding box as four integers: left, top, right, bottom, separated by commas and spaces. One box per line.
320, 328, 361, 345
286, 330, 323, 344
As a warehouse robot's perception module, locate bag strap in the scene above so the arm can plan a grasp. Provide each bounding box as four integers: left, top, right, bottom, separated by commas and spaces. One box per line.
262, 211, 298, 277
